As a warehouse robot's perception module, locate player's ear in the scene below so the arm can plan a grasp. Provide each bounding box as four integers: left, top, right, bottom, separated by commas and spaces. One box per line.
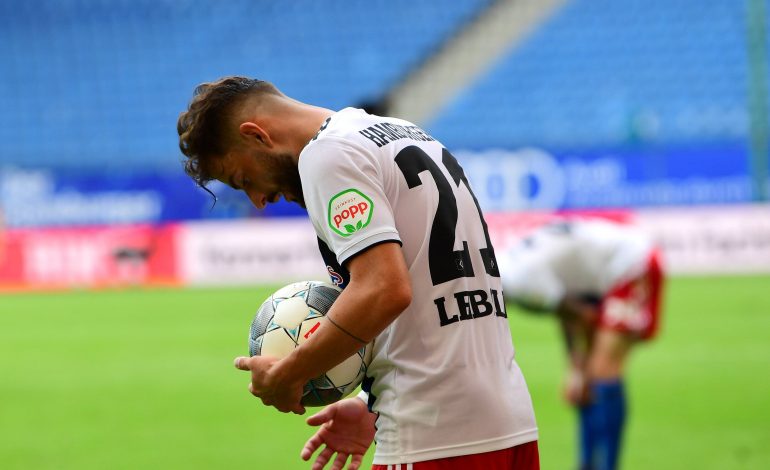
239, 122, 273, 148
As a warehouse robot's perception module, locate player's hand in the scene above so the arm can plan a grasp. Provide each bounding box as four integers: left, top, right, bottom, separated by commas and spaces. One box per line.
234, 355, 305, 414
301, 397, 376, 470
564, 367, 591, 406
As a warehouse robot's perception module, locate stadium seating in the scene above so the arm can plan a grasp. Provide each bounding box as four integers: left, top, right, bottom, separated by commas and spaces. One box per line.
0, 0, 762, 169
0, 0, 491, 170
428, 0, 763, 150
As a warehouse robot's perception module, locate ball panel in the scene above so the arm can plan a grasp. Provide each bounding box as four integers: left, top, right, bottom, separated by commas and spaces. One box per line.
271, 281, 313, 300
361, 342, 373, 366
260, 327, 298, 359
249, 300, 276, 356
302, 382, 344, 407
273, 297, 311, 329
250, 301, 275, 339
306, 285, 341, 314
326, 353, 366, 388
248, 335, 264, 357
296, 316, 325, 347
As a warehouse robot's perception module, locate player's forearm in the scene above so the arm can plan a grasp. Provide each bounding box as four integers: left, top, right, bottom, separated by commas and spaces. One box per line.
274, 318, 363, 388
560, 318, 588, 369
273, 242, 412, 388
273, 275, 411, 387
558, 298, 595, 370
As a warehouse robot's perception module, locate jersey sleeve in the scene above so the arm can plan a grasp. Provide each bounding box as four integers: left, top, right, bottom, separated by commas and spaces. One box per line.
299, 137, 402, 266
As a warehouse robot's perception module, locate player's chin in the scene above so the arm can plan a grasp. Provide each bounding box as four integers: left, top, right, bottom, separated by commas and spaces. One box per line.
276, 192, 305, 208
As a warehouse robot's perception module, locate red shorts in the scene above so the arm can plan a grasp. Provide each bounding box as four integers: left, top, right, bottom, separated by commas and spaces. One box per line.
372, 441, 539, 470
599, 250, 664, 341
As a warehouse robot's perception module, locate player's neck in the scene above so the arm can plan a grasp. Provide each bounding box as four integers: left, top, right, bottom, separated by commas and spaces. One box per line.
288, 104, 334, 158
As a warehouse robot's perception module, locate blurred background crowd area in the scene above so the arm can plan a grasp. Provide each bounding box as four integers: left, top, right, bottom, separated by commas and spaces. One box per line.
0, 0, 768, 288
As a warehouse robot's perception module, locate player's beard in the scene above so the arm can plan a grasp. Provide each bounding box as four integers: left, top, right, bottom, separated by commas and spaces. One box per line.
272, 152, 305, 208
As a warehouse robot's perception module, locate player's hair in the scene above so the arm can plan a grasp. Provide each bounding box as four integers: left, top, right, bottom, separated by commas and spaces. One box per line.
177, 76, 282, 189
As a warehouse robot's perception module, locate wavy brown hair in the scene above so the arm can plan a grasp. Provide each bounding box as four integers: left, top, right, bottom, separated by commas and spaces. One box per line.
177, 77, 282, 189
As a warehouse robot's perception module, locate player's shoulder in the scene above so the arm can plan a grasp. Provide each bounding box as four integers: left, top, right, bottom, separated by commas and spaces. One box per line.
307, 107, 435, 152
299, 107, 440, 178
308, 107, 381, 148
299, 108, 375, 172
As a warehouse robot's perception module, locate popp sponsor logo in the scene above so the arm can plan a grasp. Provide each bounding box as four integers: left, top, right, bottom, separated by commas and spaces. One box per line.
327, 189, 374, 237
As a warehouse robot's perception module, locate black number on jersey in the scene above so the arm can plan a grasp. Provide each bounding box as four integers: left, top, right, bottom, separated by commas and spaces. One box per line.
395, 146, 499, 286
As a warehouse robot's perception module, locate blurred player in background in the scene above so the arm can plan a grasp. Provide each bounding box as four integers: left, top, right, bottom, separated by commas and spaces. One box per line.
177, 77, 539, 469
498, 218, 664, 470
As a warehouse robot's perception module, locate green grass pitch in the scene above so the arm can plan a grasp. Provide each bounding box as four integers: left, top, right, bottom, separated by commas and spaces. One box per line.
1, 275, 768, 469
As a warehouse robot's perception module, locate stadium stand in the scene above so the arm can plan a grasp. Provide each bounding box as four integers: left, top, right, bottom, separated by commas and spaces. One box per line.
0, 0, 491, 170
1, 1, 764, 173
428, 0, 764, 150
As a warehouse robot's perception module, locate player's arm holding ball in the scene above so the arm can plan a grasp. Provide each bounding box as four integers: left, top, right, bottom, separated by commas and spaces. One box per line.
235, 242, 409, 469
233, 241, 411, 414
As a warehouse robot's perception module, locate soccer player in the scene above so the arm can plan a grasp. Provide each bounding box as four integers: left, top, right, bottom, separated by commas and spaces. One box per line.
177, 77, 539, 470
497, 218, 664, 470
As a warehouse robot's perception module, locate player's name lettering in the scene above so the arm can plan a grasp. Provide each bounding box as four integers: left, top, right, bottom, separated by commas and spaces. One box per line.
359, 122, 435, 148
434, 288, 507, 327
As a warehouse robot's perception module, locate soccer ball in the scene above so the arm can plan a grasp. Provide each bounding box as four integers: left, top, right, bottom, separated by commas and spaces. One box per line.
248, 280, 373, 407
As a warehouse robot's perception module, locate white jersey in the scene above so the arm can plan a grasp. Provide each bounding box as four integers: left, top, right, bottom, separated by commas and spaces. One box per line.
498, 220, 654, 311
299, 108, 538, 464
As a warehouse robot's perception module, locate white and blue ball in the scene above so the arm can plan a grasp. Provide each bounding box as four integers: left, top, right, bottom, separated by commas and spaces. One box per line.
249, 281, 372, 407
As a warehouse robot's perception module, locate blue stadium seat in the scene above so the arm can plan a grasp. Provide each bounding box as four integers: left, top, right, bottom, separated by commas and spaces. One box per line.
428, 0, 762, 150
0, 0, 491, 170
